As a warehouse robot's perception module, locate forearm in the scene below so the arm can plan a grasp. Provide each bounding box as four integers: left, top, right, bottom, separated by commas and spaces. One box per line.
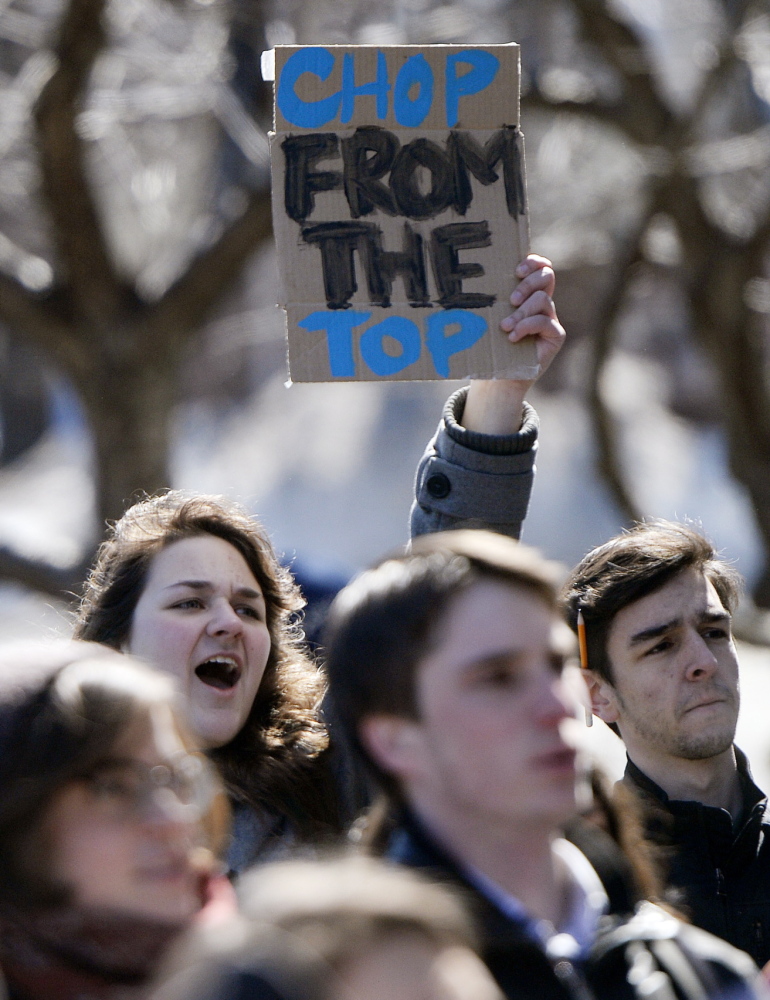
410, 386, 538, 541
462, 379, 529, 435
410, 252, 560, 542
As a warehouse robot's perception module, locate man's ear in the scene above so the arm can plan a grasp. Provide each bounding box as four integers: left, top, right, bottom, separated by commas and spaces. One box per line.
584, 670, 621, 726
358, 714, 424, 781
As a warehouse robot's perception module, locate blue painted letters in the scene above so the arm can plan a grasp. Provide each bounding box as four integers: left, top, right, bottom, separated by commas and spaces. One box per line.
298, 309, 488, 378
393, 54, 434, 127
277, 48, 342, 128
278, 47, 499, 128
298, 310, 371, 377
341, 51, 390, 124
445, 50, 499, 128
424, 309, 487, 377
359, 316, 422, 375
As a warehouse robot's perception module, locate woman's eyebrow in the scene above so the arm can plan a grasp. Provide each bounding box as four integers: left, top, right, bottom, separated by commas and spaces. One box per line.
162, 580, 263, 601
233, 586, 264, 601
700, 609, 732, 626
162, 580, 213, 592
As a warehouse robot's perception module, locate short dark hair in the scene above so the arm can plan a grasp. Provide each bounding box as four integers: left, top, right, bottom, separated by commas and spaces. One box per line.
323, 530, 563, 795
0, 641, 228, 907
74, 491, 340, 838
562, 520, 743, 686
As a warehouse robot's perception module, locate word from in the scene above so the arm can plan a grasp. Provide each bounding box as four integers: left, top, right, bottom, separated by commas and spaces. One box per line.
283, 126, 524, 223
299, 308, 487, 377
277, 47, 499, 129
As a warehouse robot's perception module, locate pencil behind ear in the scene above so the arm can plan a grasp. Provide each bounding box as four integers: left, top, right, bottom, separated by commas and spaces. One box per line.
577, 609, 592, 726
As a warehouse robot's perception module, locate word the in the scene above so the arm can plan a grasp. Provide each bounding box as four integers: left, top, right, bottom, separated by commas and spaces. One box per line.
277, 47, 499, 129
299, 308, 487, 378
303, 219, 494, 310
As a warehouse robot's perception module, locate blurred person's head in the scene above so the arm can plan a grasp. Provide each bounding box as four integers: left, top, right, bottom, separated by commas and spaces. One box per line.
74, 492, 335, 836
152, 855, 504, 1000
562, 520, 742, 760
323, 531, 578, 835
0, 640, 227, 924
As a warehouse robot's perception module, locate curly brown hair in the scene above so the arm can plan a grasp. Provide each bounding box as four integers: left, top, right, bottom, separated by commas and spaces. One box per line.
74, 492, 342, 839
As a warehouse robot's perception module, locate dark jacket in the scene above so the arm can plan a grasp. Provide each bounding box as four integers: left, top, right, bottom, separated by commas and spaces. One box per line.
385, 811, 763, 1000
624, 750, 770, 967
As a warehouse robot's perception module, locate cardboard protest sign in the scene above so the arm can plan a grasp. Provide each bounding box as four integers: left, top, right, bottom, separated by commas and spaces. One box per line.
268, 43, 534, 382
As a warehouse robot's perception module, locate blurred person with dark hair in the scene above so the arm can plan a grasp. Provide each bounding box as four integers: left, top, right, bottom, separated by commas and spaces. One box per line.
73, 255, 566, 871
562, 520, 770, 969
323, 530, 765, 1000
0, 640, 234, 1000
152, 855, 504, 1000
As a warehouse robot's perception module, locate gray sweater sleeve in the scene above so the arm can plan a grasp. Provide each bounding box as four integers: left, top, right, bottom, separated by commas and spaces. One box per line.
410, 385, 538, 541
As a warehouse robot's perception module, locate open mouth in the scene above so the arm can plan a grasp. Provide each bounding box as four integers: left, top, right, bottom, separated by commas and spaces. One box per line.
194, 658, 241, 691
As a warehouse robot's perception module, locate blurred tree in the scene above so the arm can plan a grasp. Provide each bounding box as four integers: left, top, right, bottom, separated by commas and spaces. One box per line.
515, 0, 770, 603
0, 0, 274, 594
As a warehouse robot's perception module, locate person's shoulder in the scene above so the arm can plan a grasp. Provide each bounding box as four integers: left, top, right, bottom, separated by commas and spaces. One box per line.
592, 902, 762, 995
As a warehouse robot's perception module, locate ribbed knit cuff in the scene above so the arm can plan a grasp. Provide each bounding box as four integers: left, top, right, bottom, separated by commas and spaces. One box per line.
442, 385, 539, 456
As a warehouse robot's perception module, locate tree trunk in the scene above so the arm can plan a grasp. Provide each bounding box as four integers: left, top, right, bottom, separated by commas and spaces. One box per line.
75, 338, 178, 526
664, 177, 770, 604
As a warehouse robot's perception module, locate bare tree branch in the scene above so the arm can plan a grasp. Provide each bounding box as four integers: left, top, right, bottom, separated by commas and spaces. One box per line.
33, 0, 123, 327
585, 212, 655, 524
0, 545, 94, 601
147, 187, 273, 350
0, 274, 101, 385
570, 0, 675, 146
522, 91, 633, 135
0, 272, 60, 341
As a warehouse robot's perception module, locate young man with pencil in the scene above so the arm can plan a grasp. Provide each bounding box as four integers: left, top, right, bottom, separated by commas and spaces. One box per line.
562, 521, 770, 970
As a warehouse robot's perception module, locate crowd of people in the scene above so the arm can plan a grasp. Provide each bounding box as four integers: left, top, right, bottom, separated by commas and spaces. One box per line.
0, 255, 768, 1000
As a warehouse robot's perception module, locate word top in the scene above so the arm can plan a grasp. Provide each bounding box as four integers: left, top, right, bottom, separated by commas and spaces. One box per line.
270, 43, 536, 382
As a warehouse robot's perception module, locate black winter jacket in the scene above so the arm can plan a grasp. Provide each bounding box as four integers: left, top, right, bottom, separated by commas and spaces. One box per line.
385, 812, 763, 1000
625, 750, 770, 967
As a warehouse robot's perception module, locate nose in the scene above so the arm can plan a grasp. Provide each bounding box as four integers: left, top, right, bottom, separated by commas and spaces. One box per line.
205, 598, 242, 637
139, 788, 198, 836
534, 672, 572, 727
684, 629, 718, 681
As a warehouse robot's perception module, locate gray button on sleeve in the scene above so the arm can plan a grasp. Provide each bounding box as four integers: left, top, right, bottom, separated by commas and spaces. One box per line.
410, 386, 539, 541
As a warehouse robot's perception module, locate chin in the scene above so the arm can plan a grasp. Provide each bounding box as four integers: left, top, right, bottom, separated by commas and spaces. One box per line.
190, 714, 243, 750
677, 733, 736, 760
673, 715, 736, 759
